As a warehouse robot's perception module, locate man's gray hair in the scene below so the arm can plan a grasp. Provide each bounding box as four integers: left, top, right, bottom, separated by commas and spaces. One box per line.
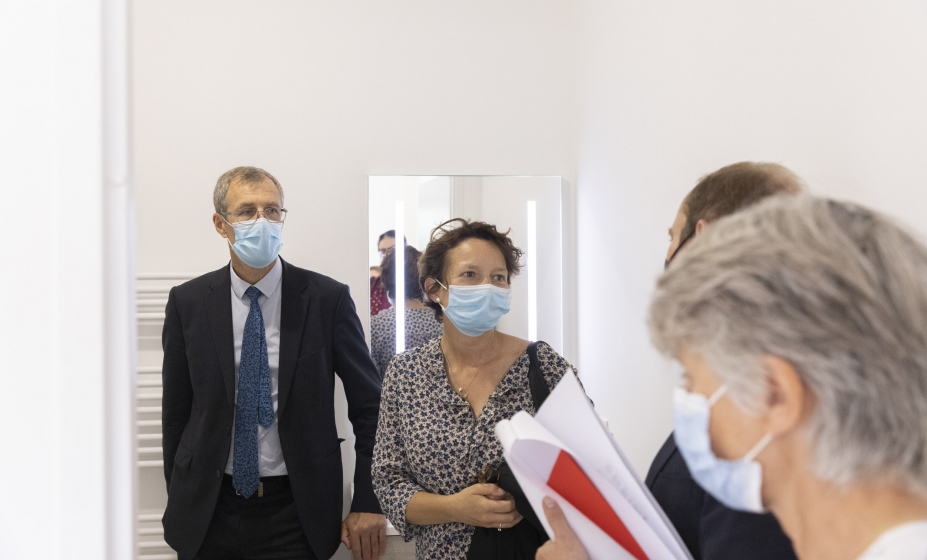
213, 166, 284, 213
649, 194, 927, 496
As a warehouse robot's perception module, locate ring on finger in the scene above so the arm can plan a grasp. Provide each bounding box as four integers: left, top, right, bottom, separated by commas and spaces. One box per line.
498, 522, 502, 532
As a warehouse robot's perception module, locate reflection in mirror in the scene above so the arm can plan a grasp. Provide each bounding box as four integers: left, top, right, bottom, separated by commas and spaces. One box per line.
368, 176, 563, 375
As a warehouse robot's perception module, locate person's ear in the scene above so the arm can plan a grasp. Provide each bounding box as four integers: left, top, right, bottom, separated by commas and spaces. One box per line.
695, 219, 710, 235
423, 278, 436, 301
214, 213, 235, 243
213, 213, 227, 237
423, 278, 445, 305
761, 355, 808, 437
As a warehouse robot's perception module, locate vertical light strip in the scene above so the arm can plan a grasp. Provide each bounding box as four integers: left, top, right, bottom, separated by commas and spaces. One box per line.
395, 201, 406, 353
527, 201, 538, 341
102, 0, 136, 557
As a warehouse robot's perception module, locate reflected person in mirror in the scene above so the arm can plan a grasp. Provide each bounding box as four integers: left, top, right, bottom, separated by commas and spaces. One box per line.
373, 218, 581, 560
370, 230, 403, 317
161, 166, 386, 560
370, 245, 443, 377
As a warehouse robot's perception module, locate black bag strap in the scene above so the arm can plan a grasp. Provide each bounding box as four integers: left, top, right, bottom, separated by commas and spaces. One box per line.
526, 341, 551, 412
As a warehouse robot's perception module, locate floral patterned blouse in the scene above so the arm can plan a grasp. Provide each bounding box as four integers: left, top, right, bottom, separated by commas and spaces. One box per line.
373, 337, 578, 560
370, 307, 444, 377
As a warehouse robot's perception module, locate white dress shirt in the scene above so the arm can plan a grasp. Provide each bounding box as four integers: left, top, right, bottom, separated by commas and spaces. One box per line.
224, 257, 287, 477
857, 521, 927, 560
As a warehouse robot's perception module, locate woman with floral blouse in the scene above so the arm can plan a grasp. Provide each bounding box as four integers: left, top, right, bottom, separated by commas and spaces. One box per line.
373, 219, 580, 559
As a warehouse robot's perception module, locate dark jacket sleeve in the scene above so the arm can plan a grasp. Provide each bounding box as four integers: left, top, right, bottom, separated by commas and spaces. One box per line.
647, 433, 798, 560
700, 495, 798, 560
332, 284, 383, 513
161, 287, 192, 492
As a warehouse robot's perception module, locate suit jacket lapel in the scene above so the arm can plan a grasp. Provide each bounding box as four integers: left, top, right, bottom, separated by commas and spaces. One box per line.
278, 258, 310, 414
204, 266, 236, 406
645, 432, 679, 488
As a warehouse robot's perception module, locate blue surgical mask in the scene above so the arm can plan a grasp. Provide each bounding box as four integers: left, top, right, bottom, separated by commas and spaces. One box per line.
436, 280, 511, 337
673, 385, 773, 513
223, 217, 283, 268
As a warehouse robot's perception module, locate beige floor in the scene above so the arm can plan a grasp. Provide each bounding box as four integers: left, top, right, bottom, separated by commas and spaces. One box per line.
332, 536, 416, 560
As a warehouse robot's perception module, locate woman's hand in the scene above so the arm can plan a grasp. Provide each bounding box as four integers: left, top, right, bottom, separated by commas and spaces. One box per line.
536, 496, 590, 560
450, 483, 523, 529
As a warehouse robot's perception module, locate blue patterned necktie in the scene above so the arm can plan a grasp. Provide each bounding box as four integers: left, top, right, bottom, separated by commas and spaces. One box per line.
232, 286, 276, 498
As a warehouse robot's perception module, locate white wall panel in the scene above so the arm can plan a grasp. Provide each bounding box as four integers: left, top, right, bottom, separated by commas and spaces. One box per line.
574, 0, 927, 475
1, 1, 134, 558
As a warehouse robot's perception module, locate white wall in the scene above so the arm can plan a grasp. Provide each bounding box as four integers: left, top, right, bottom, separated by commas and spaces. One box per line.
1, 1, 135, 559
574, 0, 927, 475
133, 1, 579, 281
131, 0, 580, 542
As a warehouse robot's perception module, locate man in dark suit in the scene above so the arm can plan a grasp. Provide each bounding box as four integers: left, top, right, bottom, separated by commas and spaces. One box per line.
647, 162, 802, 560
162, 166, 387, 560
539, 162, 805, 560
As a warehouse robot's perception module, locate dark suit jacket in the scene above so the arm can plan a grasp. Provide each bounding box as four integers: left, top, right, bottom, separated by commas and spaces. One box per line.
161, 259, 382, 560
645, 433, 798, 560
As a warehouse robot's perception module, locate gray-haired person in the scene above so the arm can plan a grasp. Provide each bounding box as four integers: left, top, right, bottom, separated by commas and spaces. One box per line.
538, 194, 927, 560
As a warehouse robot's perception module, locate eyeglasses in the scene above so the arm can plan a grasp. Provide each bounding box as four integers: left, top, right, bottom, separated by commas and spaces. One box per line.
220, 207, 288, 224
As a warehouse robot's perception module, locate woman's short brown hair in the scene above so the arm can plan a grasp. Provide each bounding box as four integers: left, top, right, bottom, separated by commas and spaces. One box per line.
420, 218, 524, 322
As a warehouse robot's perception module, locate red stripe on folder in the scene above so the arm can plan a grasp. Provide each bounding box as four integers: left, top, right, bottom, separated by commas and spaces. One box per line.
547, 450, 649, 560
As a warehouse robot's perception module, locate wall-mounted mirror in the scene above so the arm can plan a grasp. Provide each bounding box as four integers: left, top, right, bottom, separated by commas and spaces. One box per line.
368, 176, 564, 374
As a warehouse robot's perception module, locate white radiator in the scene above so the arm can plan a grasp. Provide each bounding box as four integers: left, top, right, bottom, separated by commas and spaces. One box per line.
137, 274, 197, 560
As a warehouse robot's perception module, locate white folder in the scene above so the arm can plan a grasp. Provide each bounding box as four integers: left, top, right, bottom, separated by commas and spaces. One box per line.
495, 372, 693, 560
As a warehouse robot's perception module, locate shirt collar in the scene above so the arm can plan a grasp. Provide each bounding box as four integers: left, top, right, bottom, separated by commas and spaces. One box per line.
229, 256, 283, 301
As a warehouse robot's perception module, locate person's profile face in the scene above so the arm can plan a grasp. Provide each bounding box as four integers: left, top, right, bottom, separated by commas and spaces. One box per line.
676, 349, 764, 463
666, 205, 688, 264
378, 236, 396, 257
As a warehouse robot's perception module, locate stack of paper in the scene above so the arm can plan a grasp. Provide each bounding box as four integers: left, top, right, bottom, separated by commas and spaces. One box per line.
495, 372, 693, 560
